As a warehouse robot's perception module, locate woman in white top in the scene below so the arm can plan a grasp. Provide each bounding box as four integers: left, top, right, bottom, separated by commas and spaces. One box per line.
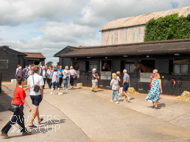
110, 73, 119, 104
63, 66, 70, 90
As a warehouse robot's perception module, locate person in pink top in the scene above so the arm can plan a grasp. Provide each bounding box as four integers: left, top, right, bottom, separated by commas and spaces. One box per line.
69, 66, 77, 89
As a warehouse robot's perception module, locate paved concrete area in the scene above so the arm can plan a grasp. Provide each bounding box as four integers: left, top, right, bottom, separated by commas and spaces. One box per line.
0, 83, 90, 142
1, 83, 190, 142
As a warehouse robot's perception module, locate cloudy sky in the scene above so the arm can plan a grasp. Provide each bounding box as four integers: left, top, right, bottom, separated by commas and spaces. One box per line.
0, 0, 190, 63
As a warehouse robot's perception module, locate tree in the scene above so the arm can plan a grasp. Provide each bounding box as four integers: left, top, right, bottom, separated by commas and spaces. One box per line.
46, 61, 53, 66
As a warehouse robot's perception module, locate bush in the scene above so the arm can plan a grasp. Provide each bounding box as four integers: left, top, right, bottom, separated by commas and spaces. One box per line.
144, 13, 190, 42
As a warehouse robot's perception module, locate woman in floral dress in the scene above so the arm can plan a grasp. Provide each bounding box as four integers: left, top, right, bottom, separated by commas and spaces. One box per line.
145, 73, 163, 109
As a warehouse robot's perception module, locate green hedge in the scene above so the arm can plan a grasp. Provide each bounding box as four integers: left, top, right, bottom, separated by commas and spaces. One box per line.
144, 13, 190, 42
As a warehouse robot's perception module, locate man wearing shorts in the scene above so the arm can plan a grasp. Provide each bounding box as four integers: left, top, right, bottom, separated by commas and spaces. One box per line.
123, 69, 130, 102
27, 67, 44, 128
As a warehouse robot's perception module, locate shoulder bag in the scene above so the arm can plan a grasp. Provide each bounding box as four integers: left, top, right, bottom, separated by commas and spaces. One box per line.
8, 103, 21, 113
32, 75, 40, 92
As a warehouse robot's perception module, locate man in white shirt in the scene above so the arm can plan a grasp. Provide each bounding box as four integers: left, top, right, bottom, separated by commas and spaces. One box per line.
27, 67, 44, 128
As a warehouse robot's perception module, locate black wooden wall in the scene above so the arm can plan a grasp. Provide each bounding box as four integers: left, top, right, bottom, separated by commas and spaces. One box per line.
0, 53, 19, 81
58, 55, 190, 95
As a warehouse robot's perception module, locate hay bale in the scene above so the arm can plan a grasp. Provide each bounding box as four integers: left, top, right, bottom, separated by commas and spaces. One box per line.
127, 87, 137, 94
176, 91, 190, 102
76, 83, 83, 88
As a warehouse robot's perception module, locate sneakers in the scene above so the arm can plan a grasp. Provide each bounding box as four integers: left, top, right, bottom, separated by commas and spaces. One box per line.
63, 87, 65, 90
127, 97, 131, 101
1, 133, 10, 139
66, 89, 68, 90
123, 99, 126, 102
38, 118, 44, 124
58, 92, 63, 95
28, 124, 37, 128
111, 100, 114, 102
22, 131, 32, 136
50, 92, 53, 95
116, 101, 119, 104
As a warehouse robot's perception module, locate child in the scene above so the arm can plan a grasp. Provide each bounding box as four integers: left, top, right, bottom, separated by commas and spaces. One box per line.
116, 71, 121, 96
110, 73, 119, 104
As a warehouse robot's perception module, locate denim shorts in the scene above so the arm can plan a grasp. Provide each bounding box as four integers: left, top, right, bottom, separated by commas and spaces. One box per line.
53, 82, 59, 89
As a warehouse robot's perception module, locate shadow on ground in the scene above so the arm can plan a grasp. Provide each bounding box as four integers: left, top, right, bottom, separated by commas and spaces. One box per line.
0, 92, 13, 112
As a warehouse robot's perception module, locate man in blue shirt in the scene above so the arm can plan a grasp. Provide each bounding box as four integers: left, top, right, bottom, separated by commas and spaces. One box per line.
123, 69, 130, 102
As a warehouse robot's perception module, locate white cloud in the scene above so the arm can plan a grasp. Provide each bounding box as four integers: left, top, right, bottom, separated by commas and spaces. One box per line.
0, 0, 190, 64
39, 22, 97, 43
0, 0, 88, 26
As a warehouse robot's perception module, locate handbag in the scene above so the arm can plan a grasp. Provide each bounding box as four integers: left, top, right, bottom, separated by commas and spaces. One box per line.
95, 79, 98, 83
73, 74, 77, 80
8, 104, 21, 113
32, 75, 40, 92
63, 75, 67, 80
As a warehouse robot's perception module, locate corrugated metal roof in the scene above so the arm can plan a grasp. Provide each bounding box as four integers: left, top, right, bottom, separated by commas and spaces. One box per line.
101, 6, 190, 31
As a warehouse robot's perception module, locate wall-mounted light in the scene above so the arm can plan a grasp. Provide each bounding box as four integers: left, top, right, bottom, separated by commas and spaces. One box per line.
123, 55, 128, 57
105, 57, 108, 59
87, 57, 91, 58
146, 55, 149, 58
174, 53, 180, 56
75, 58, 77, 60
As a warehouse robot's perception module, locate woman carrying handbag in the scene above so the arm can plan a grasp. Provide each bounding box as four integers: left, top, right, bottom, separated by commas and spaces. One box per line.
1, 77, 32, 139
69, 66, 77, 89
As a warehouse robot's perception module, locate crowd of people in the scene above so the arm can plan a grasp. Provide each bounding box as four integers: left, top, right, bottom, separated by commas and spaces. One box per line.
15, 63, 77, 94
1, 62, 162, 139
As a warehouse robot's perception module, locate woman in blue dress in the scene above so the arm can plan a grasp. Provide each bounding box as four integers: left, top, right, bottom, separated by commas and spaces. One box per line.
145, 73, 163, 109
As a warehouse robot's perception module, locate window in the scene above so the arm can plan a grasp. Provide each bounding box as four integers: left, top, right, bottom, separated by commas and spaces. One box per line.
72, 60, 79, 70
87, 61, 97, 72
125, 62, 135, 73
101, 60, 111, 80
0, 60, 8, 69
101, 61, 111, 71
173, 59, 189, 75
72, 60, 80, 78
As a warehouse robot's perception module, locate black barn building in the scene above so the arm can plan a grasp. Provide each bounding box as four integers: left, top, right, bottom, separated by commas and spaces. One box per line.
0, 46, 46, 81
0, 46, 26, 81
55, 39, 190, 95
22, 52, 46, 66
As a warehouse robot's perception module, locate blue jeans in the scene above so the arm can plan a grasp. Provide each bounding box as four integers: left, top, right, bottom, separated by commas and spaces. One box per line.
64, 77, 69, 89
112, 90, 118, 101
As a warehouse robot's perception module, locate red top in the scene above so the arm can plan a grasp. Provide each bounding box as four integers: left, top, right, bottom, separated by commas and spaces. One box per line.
150, 73, 155, 88
12, 86, 26, 105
